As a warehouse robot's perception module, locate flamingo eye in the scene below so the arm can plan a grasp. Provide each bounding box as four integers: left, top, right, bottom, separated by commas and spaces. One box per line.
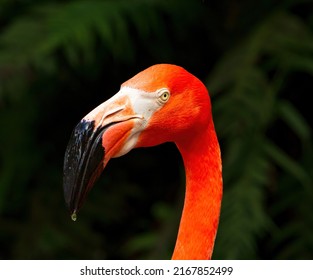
158, 88, 170, 103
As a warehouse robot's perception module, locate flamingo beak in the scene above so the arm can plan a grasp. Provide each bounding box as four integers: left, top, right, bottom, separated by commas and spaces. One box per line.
63, 92, 142, 218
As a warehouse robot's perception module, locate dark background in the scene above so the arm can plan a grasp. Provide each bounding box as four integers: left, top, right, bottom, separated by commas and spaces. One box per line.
0, 0, 313, 259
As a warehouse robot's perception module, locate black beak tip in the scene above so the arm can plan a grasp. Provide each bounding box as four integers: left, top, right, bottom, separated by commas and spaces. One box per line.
63, 119, 106, 218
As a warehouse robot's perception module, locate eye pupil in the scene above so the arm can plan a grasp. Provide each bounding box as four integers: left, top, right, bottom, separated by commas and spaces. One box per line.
159, 89, 170, 102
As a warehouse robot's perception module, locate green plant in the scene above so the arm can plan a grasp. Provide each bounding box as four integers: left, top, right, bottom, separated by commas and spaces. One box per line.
209, 11, 313, 259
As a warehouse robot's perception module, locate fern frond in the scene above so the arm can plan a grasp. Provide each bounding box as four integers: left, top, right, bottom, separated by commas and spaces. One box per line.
210, 9, 313, 259
0, 0, 201, 68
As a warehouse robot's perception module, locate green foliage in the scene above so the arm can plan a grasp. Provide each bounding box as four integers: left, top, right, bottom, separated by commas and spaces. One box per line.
209, 10, 313, 259
0, 0, 198, 65
0, 0, 312, 259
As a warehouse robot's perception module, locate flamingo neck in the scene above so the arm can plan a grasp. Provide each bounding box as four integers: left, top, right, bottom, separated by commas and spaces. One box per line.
172, 121, 222, 260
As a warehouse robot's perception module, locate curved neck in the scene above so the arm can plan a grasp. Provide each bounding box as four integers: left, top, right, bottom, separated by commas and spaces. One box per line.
172, 121, 222, 260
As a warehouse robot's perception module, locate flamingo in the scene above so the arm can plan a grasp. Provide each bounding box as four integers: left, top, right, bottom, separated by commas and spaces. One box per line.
63, 64, 222, 260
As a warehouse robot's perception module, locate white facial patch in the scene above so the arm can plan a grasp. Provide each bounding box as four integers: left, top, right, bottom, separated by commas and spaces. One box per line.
112, 86, 166, 157
119, 86, 162, 120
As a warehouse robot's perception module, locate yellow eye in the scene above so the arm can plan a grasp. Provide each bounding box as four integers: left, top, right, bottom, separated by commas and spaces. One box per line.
158, 89, 170, 103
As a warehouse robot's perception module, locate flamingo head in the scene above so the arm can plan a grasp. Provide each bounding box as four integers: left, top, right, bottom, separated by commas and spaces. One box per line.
63, 64, 212, 216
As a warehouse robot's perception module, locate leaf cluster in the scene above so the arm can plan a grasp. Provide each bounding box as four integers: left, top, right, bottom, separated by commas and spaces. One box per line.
210, 10, 313, 259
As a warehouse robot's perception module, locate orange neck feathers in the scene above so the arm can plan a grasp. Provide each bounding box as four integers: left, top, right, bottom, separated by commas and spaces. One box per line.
172, 119, 222, 260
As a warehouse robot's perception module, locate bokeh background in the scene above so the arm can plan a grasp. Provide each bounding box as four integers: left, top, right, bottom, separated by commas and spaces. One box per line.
1, 0, 313, 259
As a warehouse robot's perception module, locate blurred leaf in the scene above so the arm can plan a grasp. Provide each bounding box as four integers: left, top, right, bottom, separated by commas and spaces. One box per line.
264, 140, 312, 192
124, 232, 157, 257
278, 100, 312, 141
